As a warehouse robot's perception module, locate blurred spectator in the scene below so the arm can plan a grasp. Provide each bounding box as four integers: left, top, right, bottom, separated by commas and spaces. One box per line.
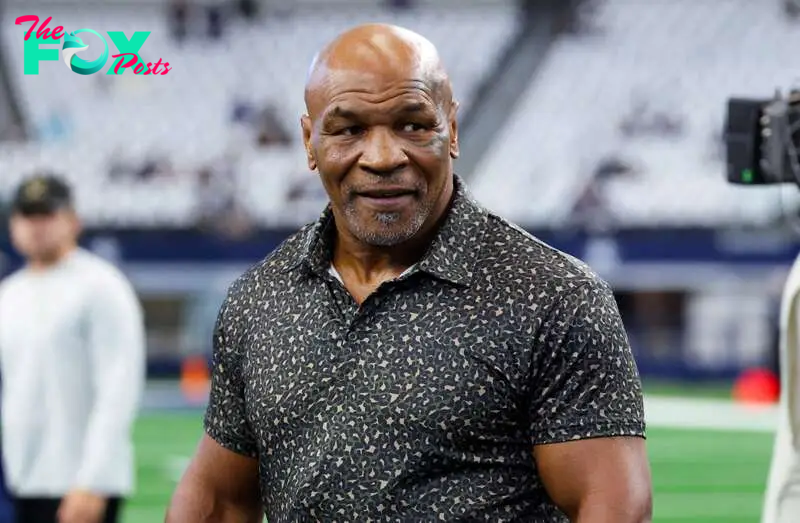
228, 97, 291, 147
569, 176, 615, 233
194, 157, 254, 240
207, 4, 225, 40
168, 0, 190, 43
137, 152, 174, 182
593, 155, 634, 181
255, 103, 292, 146
387, 0, 414, 9
236, 0, 259, 21
230, 95, 256, 124
107, 151, 173, 182
786, 0, 800, 19
619, 97, 684, 138
137, 157, 161, 181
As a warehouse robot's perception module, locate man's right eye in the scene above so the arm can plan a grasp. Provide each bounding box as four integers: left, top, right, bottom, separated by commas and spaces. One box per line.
336, 126, 364, 136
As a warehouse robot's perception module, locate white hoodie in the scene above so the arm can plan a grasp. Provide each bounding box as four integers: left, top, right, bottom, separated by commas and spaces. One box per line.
0, 248, 144, 497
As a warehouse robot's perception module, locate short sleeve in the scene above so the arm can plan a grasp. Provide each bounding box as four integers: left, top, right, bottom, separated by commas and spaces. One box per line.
529, 278, 645, 445
203, 286, 258, 457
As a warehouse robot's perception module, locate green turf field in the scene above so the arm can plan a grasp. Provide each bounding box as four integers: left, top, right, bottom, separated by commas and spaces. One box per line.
125, 403, 775, 523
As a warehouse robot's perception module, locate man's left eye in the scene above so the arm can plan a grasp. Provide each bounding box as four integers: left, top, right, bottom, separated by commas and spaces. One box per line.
402, 123, 425, 132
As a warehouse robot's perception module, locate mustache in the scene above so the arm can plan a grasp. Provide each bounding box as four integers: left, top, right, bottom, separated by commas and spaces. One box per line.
346, 181, 424, 198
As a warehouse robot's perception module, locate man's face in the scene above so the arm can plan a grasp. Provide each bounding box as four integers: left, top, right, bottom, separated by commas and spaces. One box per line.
9, 209, 79, 262
303, 69, 459, 247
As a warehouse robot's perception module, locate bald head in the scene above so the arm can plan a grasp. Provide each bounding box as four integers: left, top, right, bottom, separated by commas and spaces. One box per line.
304, 24, 453, 117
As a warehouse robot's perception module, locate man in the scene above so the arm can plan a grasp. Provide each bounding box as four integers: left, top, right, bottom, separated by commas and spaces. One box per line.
167, 24, 652, 522
0, 175, 145, 523
0, 198, 11, 523
762, 252, 800, 523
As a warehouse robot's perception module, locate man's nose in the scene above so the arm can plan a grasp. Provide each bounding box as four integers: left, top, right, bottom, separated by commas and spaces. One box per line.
358, 127, 408, 176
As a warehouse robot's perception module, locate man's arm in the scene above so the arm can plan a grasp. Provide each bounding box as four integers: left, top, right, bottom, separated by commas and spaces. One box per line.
73, 271, 145, 493
535, 437, 651, 522
166, 435, 263, 523
529, 277, 652, 522
166, 280, 263, 522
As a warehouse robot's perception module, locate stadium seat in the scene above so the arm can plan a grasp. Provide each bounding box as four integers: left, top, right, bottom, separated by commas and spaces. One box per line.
471, 0, 800, 227
1, 4, 520, 227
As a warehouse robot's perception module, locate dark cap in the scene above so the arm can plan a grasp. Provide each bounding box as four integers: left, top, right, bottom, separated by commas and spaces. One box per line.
11, 175, 73, 215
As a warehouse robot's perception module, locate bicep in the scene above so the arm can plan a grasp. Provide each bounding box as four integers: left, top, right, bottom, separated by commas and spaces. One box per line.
534, 436, 652, 522
168, 434, 262, 523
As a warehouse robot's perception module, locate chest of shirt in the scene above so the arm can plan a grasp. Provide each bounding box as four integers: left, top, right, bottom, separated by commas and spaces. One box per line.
0, 278, 91, 361
239, 277, 536, 447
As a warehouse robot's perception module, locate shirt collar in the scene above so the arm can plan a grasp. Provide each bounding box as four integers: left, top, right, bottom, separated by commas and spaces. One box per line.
284, 174, 487, 287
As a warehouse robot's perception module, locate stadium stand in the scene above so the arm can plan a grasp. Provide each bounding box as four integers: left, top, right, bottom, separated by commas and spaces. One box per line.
471, 0, 800, 228
0, 2, 520, 227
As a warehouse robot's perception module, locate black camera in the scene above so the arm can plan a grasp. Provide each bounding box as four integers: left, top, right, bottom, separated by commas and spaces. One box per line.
724, 89, 800, 186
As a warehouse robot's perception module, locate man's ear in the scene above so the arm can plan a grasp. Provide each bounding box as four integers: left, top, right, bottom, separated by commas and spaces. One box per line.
301, 114, 317, 171
449, 101, 460, 159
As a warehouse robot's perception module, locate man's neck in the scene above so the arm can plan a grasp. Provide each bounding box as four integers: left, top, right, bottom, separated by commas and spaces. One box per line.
332, 232, 430, 286
27, 244, 77, 273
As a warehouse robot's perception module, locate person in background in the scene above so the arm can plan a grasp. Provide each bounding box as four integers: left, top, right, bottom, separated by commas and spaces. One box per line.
236, 0, 258, 20
168, 0, 189, 43
762, 250, 800, 523
206, 4, 224, 40
0, 175, 146, 523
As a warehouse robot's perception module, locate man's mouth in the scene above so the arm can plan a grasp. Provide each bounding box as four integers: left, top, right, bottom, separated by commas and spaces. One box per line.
355, 188, 416, 209
357, 188, 417, 198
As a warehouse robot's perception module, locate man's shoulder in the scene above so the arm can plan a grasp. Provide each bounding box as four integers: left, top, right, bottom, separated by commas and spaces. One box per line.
72, 250, 135, 292
0, 269, 27, 302
481, 212, 605, 291
224, 224, 314, 300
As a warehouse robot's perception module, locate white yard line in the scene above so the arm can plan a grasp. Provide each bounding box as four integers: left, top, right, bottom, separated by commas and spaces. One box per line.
645, 395, 778, 433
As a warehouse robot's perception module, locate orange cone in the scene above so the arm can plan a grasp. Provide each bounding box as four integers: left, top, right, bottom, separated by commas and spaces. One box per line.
180, 356, 211, 404
733, 368, 780, 405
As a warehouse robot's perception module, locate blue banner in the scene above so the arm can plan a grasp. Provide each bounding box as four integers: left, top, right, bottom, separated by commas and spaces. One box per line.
1, 226, 797, 268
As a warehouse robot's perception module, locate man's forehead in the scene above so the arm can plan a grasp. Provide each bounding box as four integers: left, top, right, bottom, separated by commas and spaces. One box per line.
309, 70, 441, 117
305, 24, 450, 116
323, 98, 435, 122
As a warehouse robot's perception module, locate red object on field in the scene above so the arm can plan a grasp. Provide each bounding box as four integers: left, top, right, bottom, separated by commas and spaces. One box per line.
180, 356, 211, 404
733, 368, 780, 404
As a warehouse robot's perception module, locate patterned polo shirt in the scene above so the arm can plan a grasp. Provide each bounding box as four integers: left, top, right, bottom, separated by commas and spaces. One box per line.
204, 175, 646, 522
